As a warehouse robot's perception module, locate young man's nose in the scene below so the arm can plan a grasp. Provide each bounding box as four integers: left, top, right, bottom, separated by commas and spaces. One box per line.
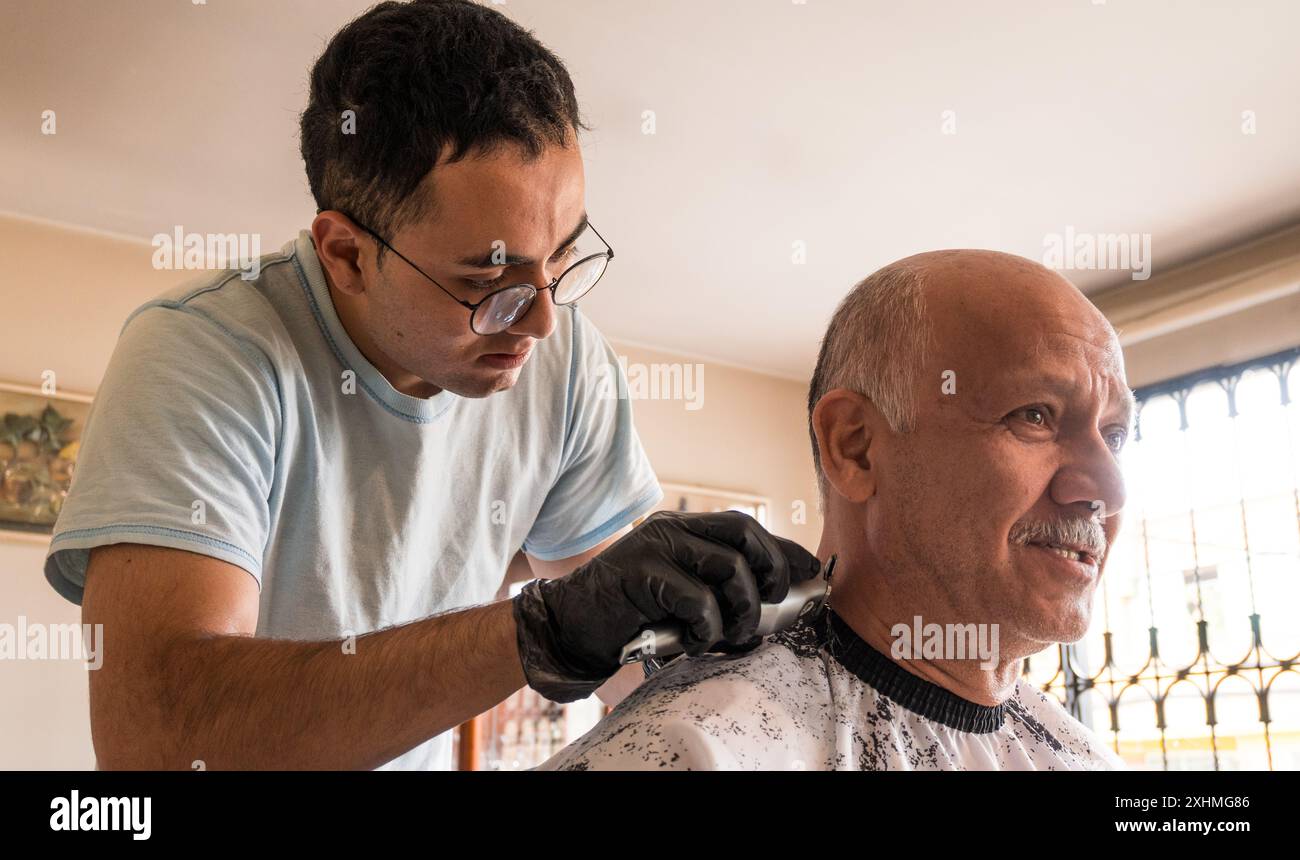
505, 263, 558, 340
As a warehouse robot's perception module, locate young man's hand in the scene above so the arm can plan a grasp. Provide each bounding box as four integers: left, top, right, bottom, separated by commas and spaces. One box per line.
512, 510, 821, 702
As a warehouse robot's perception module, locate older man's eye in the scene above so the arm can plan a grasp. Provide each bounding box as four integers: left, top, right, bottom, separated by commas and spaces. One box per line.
1012, 406, 1049, 426
1104, 428, 1128, 452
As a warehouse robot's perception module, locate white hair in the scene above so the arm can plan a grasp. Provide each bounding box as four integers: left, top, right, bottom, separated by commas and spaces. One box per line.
806, 262, 932, 507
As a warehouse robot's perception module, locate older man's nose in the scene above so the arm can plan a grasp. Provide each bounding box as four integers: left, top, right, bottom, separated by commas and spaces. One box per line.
1051, 432, 1127, 520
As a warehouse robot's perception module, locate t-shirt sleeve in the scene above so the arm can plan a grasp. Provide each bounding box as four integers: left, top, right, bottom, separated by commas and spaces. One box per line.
44, 303, 279, 604
522, 308, 662, 561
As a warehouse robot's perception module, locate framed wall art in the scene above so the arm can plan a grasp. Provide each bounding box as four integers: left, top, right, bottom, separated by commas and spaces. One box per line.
0, 381, 93, 536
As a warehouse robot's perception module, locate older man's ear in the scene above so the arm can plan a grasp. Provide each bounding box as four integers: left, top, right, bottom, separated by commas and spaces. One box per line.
812, 388, 884, 505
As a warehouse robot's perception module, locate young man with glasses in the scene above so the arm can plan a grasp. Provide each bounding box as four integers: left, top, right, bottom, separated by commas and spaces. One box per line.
44, 0, 818, 770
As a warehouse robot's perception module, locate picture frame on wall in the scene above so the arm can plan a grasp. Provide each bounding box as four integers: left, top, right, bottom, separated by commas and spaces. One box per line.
0, 381, 93, 537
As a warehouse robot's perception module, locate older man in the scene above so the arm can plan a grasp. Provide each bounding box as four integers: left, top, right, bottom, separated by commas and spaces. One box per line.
538, 250, 1129, 770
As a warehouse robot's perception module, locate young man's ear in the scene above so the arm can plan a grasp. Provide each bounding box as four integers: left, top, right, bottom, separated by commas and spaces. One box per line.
310, 211, 369, 297
813, 388, 882, 505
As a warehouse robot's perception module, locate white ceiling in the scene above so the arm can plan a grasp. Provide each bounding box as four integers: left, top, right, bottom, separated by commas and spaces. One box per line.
3, 0, 1299, 380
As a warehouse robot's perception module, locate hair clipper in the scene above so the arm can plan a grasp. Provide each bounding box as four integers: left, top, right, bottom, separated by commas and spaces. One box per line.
617, 554, 835, 665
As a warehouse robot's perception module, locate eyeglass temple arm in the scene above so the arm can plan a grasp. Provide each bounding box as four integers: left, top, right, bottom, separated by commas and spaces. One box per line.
587, 221, 614, 261
356, 221, 480, 312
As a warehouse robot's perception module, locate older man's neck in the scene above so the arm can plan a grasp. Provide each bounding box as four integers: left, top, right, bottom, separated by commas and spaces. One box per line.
820, 553, 1023, 707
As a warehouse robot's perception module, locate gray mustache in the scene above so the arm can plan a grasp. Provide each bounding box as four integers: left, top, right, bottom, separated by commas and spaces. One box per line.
1009, 517, 1107, 558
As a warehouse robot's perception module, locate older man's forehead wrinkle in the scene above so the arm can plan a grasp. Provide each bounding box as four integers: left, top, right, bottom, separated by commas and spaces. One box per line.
985, 359, 1130, 422
1029, 323, 1125, 373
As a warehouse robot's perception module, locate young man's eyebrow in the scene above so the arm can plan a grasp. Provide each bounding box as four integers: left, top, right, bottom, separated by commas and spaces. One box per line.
454, 213, 590, 268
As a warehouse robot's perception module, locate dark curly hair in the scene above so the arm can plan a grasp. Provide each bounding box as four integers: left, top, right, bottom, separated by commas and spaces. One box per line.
299, 0, 587, 262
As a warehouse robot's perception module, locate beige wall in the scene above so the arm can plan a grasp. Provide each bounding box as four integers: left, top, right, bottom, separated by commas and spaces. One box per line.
606, 339, 822, 549
0, 213, 192, 395
0, 213, 820, 769
0, 534, 96, 768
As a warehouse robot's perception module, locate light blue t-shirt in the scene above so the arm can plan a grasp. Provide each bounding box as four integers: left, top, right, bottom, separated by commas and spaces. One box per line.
44, 230, 662, 770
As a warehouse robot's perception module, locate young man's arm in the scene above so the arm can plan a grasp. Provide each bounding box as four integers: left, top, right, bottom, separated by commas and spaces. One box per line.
86, 512, 819, 769
84, 543, 527, 770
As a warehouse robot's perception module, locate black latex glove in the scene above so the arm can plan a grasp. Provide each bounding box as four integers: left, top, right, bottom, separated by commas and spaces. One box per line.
512, 510, 822, 702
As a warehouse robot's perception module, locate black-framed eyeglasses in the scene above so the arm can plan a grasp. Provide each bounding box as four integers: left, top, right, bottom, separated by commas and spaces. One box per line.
341, 214, 614, 336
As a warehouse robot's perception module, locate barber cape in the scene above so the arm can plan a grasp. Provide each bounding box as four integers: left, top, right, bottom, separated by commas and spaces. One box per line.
538, 608, 1125, 771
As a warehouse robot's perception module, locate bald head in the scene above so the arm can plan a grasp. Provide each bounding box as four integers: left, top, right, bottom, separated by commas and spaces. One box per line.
808, 249, 1125, 502
904, 249, 1121, 374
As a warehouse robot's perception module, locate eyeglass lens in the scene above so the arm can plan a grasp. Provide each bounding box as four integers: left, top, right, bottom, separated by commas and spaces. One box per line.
472, 255, 609, 334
